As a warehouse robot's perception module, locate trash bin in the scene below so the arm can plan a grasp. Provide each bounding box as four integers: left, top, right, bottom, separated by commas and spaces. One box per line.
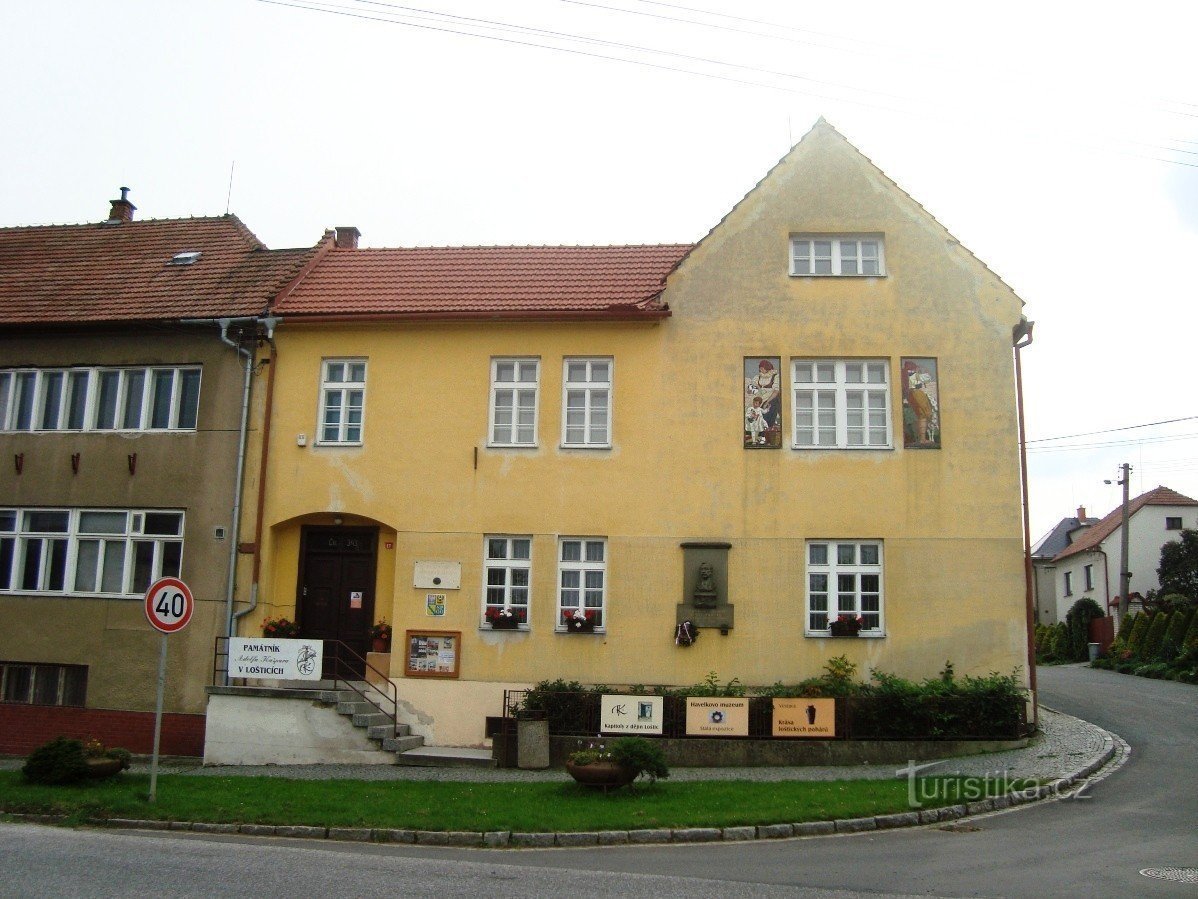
1088, 642, 1101, 662
517, 712, 550, 770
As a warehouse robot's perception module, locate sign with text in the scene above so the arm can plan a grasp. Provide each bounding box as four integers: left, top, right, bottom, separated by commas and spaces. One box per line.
600, 695, 664, 735
772, 698, 836, 738
227, 637, 323, 681
685, 697, 749, 736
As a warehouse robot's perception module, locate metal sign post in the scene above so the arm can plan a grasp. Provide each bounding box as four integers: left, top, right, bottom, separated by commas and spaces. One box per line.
144, 577, 195, 804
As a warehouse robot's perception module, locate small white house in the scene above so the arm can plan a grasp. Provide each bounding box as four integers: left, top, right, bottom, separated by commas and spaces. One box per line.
1052, 486, 1198, 624
1031, 507, 1097, 625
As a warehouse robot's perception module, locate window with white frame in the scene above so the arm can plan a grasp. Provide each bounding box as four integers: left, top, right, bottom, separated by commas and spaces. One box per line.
318, 359, 366, 444
0, 508, 184, 597
1083, 564, 1094, 591
806, 540, 883, 634
1063, 571, 1073, 596
790, 236, 884, 276
0, 366, 201, 433
489, 359, 539, 447
562, 358, 611, 448
792, 359, 891, 448
482, 536, 531, 625
1, 661, 87, 707
1166, 516, 1183, 530
557, 538, 606, 629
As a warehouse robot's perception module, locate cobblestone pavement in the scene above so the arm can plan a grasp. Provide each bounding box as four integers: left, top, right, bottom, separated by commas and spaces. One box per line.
0, 706, 1107, 784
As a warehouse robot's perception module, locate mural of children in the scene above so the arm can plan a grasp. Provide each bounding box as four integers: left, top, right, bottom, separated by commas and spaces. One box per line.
745, 396, 767, 445
744, 357, 782, 448
901, 358, 940, 448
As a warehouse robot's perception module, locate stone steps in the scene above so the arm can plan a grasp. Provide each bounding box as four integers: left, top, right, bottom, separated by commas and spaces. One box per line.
394, 746, 495, 768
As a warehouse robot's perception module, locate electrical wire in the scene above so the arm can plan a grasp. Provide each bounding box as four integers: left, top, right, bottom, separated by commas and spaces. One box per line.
1027, 415, 1198, 444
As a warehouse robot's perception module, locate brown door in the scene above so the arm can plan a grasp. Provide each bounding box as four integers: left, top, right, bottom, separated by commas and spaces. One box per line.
297, 527, 377, 671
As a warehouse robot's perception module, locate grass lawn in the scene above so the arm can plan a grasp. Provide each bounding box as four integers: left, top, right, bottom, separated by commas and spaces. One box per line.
0, 772, 1033, 832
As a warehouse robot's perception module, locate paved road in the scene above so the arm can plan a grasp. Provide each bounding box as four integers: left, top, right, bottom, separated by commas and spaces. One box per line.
2, 665, 1194, 898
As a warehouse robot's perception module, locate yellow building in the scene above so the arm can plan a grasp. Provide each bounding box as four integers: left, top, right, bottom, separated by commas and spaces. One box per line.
250, 121, 1029, 747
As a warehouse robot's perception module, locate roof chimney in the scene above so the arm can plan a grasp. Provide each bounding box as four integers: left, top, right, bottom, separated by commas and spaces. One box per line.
107, 187, 136, 224
1077, 506, 1087, 521
334, 226, 360, 249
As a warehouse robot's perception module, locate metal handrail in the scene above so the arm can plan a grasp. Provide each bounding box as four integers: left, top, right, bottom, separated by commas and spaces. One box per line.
213, 636, 399, 732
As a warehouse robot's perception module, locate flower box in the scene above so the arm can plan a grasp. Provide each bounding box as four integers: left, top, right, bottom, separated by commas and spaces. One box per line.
828, 615, 865, 637
490, 617, 521, 630
566, 618, 596, 633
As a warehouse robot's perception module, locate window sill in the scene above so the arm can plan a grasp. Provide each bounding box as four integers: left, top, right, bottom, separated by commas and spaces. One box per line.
554, 627, 606, 635
789, 273, 887, 279
805, 632, 886, 639
792, 445, 894, 451
486, 443, 538, 450
559, 444, 611, 451
479, 624, 529, 632
314, 441, 364, 448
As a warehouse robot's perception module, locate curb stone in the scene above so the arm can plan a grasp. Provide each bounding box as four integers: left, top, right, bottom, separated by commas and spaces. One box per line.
376, 828, 416, 844
757, 823, 793, 839
596, 830, 629, 845
834, 817, 877, 833
484, 831, 510, 847
556, 831, 599, 847
792, 821, 835, 836
239, 824, 278, 836
510, 832, 555, 847
672, 828, 721, 843
722, 826, 756, 841
328, 827, 372, 842
629, 828, 672, 844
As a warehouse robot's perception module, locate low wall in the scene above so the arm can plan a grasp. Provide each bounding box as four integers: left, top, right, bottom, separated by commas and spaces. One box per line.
493, 733, 1027, 768
0, 704, 205, 757
203, 688, 393, 766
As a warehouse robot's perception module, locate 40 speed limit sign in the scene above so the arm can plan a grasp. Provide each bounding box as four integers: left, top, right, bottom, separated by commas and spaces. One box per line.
144, 577, 195, 634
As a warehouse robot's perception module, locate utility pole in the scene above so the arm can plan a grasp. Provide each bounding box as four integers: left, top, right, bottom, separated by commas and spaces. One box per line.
1109, 463, 1133, 622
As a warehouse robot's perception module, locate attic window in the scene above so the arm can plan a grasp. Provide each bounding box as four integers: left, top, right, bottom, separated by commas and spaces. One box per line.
168, 251, 202, 266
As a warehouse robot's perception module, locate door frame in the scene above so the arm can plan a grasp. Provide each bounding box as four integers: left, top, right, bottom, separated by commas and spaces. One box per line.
295, 525, 379, 646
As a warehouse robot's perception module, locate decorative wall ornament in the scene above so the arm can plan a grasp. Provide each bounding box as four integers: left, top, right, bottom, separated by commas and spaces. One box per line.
744, 356, 782, 448
901, 357, 941, 449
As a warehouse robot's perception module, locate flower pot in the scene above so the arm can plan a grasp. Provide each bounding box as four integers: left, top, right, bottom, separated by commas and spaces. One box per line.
566, 618, 596, 633
371, 637, 390, 653
490, 617, 521, 630
566, 760, 636, 790
85, 757, 124, 779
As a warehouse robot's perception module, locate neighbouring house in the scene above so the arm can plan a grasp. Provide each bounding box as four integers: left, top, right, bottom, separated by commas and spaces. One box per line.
0, 191, 314, 756
243, 119, 1032, 750
1051, 486, 1198, 625
1031, 507, 1098, 625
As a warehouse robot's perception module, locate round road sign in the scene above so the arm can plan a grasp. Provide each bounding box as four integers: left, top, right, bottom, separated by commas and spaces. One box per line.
144, 577, 195, 634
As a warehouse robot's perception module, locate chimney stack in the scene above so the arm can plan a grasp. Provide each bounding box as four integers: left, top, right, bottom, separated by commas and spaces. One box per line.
1077, 505, 1087, 521
334, 226, 360, 249
107, 187, 136, 224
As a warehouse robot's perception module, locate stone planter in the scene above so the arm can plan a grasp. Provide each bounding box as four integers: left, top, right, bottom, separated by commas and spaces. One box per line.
86, 757, 124, 779
566, 760, 636, 790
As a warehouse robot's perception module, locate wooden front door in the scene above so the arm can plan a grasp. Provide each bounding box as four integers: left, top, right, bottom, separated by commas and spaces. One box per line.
297, 527, 377, 668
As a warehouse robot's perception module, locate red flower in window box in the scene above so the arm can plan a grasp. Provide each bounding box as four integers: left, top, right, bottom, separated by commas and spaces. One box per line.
486, 606, 525, 629
563, 608, 598, 633
828, 614, 865, 637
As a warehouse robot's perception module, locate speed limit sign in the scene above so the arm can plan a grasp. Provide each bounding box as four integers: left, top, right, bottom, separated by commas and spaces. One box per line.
144, 577, 194, 634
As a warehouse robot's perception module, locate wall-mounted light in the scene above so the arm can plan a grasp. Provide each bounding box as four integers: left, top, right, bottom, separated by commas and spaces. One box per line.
333, 515, 343, 526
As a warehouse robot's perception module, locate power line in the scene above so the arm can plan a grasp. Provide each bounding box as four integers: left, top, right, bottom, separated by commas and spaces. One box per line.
1027, 432, 1198, 454
1027, 415, 1198, 444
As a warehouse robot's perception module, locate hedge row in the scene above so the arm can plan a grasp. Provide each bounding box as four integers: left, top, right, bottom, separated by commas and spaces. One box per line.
1091, 606, 1198, 683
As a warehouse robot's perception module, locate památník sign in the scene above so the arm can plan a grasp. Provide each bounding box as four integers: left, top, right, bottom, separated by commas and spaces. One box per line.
228, 637, 323, 681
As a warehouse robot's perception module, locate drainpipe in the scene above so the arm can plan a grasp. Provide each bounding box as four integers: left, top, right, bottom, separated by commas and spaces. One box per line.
217, 319, 255, 665
1013, 318, 1036, 730
233, 328, 278, 630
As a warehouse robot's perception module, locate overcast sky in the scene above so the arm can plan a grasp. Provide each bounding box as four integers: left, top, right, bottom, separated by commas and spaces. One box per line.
4, 0, 1197, 540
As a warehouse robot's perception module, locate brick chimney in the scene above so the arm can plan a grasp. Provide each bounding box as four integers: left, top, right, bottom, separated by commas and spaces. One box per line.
334, 226, 360, 249
1077, 505, 1087, 521
107, 187, 136, 224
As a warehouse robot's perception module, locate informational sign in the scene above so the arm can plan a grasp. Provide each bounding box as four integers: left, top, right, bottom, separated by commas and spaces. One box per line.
600, 694, 664, 735
404, 630, 461, 678
227, 637, 324, 681
413, 561, 461, 590
144, 577, 194, 634
772, 698, 836, 738
426, 593, 446, 617
349, 591, 363, 609
685, 697, 749, 736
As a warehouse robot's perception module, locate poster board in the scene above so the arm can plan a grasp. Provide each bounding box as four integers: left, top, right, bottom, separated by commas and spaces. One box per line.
403, 629, 461, 679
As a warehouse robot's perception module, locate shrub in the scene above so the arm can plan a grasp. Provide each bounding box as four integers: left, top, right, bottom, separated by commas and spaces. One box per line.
1160, 608, 1194, 663
22, 736, 90, 785
1184, 608, 1198, 652
1066, 598, 1105, 662
610, 737, 670, 783
1141, 612, 1171, 662
1125, 612, 1151, 657
522, 679, 603, 733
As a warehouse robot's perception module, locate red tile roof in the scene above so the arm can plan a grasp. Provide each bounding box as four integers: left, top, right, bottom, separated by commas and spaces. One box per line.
0, 216, 315, 325
1053, 486, 1198, 561
273, 244, 693, 320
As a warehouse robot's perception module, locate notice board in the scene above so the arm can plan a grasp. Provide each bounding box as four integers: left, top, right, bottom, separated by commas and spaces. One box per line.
403, 630, 461, 679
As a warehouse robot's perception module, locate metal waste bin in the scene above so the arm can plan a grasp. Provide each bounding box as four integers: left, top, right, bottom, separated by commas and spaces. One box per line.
1088, 642, 1101, 662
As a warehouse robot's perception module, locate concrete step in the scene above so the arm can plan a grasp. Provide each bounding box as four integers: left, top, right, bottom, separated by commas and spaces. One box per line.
367, 722, 409, 740
336, 701, 376, 716
383, 735, 426, 753
353, 711, 393, 728
395, 746, 495, 769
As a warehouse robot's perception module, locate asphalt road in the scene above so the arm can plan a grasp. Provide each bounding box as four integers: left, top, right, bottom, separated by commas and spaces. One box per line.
2, 665, 1194, 898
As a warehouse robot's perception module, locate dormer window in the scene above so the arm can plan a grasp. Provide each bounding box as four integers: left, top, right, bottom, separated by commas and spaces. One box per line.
168, 251, 202, 266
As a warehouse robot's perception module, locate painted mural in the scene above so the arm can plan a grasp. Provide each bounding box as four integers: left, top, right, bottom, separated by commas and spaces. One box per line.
744, 357, 782, 448
901, 357, 940, 449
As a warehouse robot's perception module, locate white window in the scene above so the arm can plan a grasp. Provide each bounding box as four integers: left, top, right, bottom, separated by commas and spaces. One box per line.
319, 359, 366, 445
557, 538, 606, 630
0, 661, 87, 706
792, 359, 891, 449
489, 359, 539, 447
562, 358, 611, 448
482, 536, 531, 626
806, 541, 883, 635
0, 508, 184, 597
790, 236, 884, 276
0, 366, 200, 433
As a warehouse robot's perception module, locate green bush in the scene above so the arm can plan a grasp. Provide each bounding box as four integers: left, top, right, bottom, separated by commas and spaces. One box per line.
1181, 608, 1198, 652
522, 679, 604, 733
1066, 598, 1105, 661
22, 736, 90, 785
610, 737, 670, 783
1125, 612, 1151, 657
1141, 612, 1171, 662
1160, 608, 1194, 663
